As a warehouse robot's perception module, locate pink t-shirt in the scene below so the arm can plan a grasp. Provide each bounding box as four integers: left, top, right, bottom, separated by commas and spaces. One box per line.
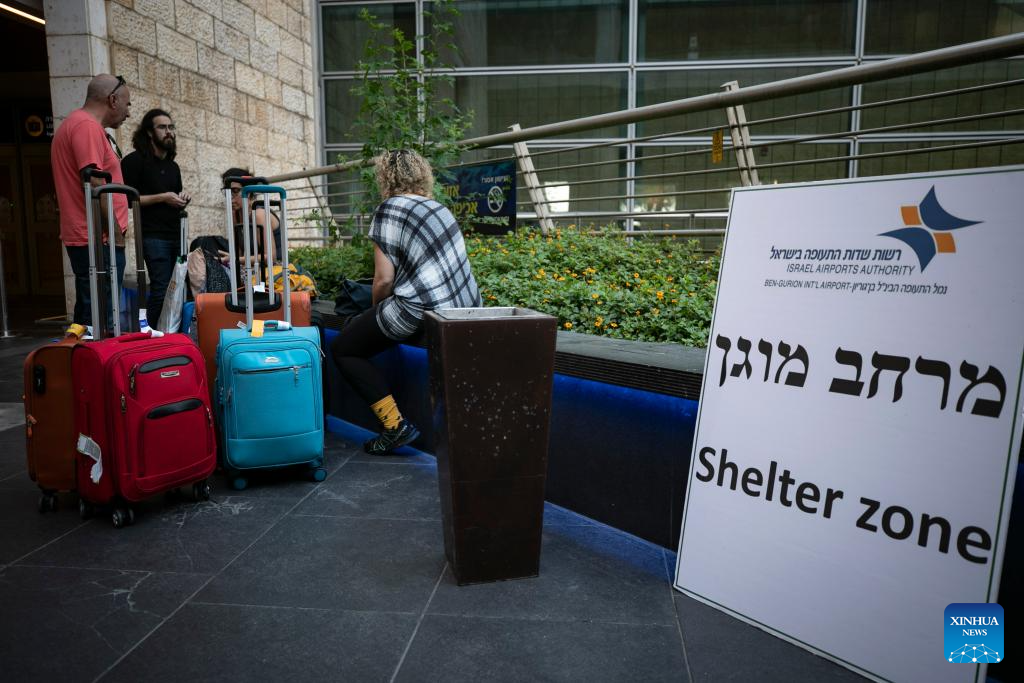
51, 109, 129, 246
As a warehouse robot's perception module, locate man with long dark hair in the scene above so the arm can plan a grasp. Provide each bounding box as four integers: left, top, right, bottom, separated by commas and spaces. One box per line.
121, 108, 190, 328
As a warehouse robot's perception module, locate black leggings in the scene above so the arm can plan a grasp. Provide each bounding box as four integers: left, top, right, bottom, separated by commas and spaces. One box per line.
329, 305, 403, 406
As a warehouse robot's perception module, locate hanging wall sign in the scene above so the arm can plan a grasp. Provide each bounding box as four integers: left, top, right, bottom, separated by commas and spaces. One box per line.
675, 166, 1023, 683
439, 160, 517, 235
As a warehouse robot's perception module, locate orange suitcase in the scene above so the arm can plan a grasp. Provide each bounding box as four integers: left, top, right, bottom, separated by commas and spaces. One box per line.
194, 290, 311, 400
23, 337, 80, 511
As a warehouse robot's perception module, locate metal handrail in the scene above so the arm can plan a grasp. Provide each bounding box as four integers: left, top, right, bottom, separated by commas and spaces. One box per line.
268, 34, 1024, 184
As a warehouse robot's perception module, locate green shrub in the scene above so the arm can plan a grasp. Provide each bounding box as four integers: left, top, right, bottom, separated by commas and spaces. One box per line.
292, 226, 720, 348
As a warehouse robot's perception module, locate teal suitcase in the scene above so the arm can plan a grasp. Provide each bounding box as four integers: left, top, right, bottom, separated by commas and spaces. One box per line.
214, 183, 325, 490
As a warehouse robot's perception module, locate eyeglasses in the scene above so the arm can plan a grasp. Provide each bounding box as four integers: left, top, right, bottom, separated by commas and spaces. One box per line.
108, 75, 126, 98
154, 124, 176, 131
230, 188, 242, 196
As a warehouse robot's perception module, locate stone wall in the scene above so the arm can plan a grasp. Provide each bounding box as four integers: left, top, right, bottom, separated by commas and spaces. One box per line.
105, 0, 318, 235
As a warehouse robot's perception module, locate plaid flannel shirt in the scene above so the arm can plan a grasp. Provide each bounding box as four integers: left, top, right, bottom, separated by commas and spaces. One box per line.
369, 195, 481, 339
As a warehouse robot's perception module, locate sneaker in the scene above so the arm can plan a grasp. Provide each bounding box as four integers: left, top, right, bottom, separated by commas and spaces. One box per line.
364, 421, 420, 455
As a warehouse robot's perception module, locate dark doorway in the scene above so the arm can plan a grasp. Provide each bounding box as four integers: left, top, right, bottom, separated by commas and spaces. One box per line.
1, 3, 64, 327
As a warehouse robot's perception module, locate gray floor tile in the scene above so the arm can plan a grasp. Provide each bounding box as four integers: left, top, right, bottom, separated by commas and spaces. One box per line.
197, 515, 445, 612
674, 592, 868, 682
543, 502, 601, 528
20, 495, 295, 573
429, 524, 676, 626
103, 603, 417, 683
0, 565, 209, 681
396, 614, 688, 683
293, 460, 441, 520
0, 488, 89, 565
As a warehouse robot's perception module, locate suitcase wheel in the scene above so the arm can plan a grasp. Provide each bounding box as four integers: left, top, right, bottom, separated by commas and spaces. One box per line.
192, 479, 212, 501
37, 492, 58, 514
79, 498, 95, 520
111, 507, 135, 529
309, 467, 327, 483
230, 475, 248, 491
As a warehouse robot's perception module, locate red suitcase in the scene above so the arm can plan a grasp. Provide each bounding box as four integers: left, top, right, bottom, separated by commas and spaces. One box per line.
73, 333, 216, 525
72, 174, 216, 527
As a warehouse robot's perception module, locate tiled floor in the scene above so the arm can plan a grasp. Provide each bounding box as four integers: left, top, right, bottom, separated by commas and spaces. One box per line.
0, 330, 891, 681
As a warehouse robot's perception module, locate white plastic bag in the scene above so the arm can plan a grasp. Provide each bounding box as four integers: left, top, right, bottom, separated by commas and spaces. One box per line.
157, 258, 189, 333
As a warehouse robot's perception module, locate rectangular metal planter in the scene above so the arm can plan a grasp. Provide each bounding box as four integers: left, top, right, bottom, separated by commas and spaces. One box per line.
425, 307, 558, 585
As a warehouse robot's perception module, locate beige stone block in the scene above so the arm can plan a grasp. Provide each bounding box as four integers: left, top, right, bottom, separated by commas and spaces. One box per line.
271, 106, 302, 137
239, 0, 267, 16
206, 114, 236, 147
222, 0, 256, 37
128, 90, 161, 122
217, 85, 246, 118
187, 205, 224, 238
46, 35, 94, 78
197, 45, 234, 86
134, 0, 174, 22
108, 3, 157, 55
170, 136, 198, 167
175, 0, 215, 47
277, 55, 301, 86
286, 7, 301, 37
214, 19, 249, 63
138, 54, 182, 99
236, 121, 268, 155
189, 0, 222, 20
157, 25, 199, 71
281, 0, 303, 14
303, 42, 312, 69
265, 0, 287, 27
278, 28, 303, 64
263, 76, 283, 106
254, 19, 279, 47
280, 83, 304, 114
268, 131, 290, 156
235, 62, 266, 98
43, 0, 107, 37
181, 71, 218, 112
247, 96, 270, 129
250, 40, 278, 75
304, 93, 314, 119
303, 66, 313, 93
110, 44, 141, 84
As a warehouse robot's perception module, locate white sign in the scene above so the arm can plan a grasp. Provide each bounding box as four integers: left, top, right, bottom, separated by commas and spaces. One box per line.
674, 167, 1023, 683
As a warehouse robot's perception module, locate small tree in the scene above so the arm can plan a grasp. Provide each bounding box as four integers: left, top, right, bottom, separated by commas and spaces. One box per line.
342, 0, 473, 230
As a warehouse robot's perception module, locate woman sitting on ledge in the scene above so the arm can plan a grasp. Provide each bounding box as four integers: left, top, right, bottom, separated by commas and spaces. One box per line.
330, 149, 481, 455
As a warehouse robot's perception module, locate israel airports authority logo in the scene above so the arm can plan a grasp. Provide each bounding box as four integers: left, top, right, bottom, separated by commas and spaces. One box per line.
879, 186, 981, 272
945, 603, 1003, 663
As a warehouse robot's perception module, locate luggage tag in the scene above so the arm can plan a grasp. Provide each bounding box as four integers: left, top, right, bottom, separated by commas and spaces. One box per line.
76, 434, 103, 483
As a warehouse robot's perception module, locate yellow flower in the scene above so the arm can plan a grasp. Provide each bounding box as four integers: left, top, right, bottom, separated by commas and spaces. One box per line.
610, 322, 618, 328
666, 276, 674, 282
595, 316, 604, 328
656, 291, 664, 300
633, 272, 640, 279
671, 298, 678, 303
591, 293, 599, 299
564, 321, 573, 330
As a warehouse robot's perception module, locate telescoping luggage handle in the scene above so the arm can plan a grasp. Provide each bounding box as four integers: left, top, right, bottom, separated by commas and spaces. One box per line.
240, 184, 291, 332
221, 175, 266, 307
81, 167, 144, 340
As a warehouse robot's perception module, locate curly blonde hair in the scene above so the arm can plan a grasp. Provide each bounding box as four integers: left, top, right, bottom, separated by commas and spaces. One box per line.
374, 149, 434, 200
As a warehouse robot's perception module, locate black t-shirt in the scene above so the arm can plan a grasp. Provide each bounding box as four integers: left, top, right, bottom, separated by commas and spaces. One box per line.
120, 150, 183, 239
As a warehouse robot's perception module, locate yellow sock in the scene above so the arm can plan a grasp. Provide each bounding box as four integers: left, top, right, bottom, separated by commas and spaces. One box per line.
370, 395, 403, 430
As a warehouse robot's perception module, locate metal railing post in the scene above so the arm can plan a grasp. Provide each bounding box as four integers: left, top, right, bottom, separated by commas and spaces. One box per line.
722, 81, 761, 187
510, 124, 556, 235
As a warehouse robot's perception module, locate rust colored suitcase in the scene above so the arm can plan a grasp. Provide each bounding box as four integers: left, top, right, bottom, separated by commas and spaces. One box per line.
23, 337, 79, 512
194, 291, 311, 400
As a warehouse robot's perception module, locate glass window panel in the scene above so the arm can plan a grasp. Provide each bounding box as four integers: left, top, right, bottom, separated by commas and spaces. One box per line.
430, 0, 628, 67
321, 3, 416, 72
634, 145, 737, 214
637, 67, 853, 137
857, 140, 1024, 177
323, 78, 361, 144
638, 0, 856, 61
860, 62, 1024, 133
448, 72, 629, 139
865, 0, 1024, 55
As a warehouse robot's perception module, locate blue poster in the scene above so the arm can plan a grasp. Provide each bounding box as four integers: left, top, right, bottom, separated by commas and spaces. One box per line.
439, 160, 516, 235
